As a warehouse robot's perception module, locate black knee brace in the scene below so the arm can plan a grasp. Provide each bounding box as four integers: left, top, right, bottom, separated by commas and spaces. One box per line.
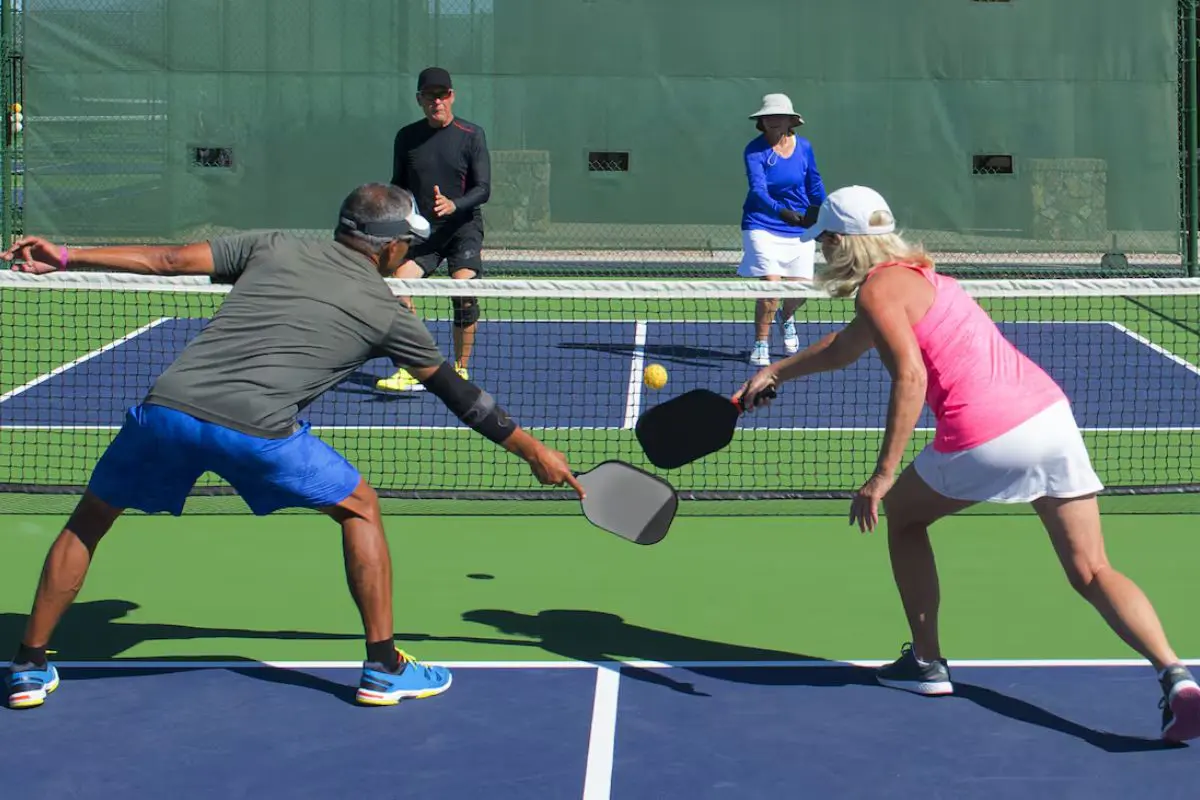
452, 296, 480, 328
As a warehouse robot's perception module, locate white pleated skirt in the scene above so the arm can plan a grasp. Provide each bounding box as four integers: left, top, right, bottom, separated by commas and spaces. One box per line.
736, 229, 816, 279
912, 400, 1104, 504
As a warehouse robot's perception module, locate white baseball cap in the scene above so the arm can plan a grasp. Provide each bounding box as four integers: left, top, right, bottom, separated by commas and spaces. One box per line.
800, 185, 896, 243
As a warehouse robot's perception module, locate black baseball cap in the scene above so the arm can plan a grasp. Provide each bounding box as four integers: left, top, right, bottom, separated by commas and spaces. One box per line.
418, 67, 452, 91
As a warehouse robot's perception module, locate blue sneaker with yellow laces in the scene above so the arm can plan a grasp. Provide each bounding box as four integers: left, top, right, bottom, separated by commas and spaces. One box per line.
6, 660, 61, 710
356, 649, 452, 706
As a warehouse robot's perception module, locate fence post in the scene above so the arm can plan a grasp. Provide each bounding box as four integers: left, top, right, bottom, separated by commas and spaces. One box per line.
1187, 0, 1199, 276
1, 0, 11, 251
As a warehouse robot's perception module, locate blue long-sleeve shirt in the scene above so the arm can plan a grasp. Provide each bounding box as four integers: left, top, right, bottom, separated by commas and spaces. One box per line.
740, 135, 826, 237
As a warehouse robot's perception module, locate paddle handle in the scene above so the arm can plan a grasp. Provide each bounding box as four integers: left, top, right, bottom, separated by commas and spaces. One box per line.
734, 386, 776, 413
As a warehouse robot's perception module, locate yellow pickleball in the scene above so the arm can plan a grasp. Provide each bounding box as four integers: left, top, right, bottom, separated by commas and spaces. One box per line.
643, 363, 668, 390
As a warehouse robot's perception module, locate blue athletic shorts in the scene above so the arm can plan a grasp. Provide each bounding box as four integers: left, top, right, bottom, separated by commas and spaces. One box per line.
88, 404, 362, 516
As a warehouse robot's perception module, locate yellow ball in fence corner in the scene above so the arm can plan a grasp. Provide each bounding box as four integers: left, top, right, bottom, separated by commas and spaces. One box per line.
643, 363, 668, 390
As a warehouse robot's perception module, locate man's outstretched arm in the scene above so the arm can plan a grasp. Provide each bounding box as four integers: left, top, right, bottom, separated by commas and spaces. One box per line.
408, 361, 585, 496
2, 235, 215, 276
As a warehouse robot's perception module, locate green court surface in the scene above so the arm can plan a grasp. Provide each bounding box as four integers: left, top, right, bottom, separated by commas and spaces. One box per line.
1, 511, 1197, 665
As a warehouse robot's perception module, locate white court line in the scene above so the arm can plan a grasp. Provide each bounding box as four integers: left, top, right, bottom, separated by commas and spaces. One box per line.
1105, 321, 1200, 378
0, 316, 1126, 409
622, 321, 649, 429
0, 317, 171, 404
582, 664, 622, 800
49, 658, 1200, 670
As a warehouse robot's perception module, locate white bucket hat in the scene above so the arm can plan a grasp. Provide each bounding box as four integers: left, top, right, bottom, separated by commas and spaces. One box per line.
800, 186, 896, 242
749, 93, 804, 127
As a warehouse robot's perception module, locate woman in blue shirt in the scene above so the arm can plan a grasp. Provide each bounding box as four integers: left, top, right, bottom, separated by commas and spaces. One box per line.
738, 93, 826, 366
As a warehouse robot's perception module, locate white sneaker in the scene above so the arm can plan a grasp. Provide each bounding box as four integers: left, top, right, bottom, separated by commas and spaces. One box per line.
779, 314, 800, 354
749, 340, 770, 366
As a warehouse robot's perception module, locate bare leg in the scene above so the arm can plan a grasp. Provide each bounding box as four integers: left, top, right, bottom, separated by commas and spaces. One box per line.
1033, 494, 1179, 671
326, 480, 453, 705
375, 261, 427, 390
450, 267, 478, 369
392, 259, 425, 314
780, 275, 807, 323
881, 465, 976, 663
754, 275, 780, 343
20, 491, 124, 651
322, 479, 393, 646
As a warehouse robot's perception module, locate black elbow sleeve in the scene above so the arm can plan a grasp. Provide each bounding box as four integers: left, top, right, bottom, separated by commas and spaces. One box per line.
422, 361, 516, 444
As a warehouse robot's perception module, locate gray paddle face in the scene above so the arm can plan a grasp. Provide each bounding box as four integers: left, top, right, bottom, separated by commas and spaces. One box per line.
577, 461, 678, 545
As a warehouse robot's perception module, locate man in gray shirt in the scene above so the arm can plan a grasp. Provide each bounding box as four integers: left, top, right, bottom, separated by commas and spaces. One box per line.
2, 183, 582, 711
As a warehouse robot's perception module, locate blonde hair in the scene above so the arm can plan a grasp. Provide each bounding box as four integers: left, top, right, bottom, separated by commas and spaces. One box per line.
815, 210, 934, 298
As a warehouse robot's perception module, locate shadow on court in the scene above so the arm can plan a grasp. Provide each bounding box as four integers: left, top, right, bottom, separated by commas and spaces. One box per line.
2, 602, 1181, 751
0, 599, 365, 706
556, 341, 750, 367
0, 599, 362, 661
396, 608, 1176, 754
1125, 296, 1200, 340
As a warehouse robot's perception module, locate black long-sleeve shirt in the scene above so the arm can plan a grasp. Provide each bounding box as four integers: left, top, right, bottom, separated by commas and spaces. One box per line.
391, 117, 491, 229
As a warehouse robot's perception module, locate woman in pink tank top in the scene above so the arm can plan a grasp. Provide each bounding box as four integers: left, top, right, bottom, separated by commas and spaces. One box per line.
734, 185, 1199, 742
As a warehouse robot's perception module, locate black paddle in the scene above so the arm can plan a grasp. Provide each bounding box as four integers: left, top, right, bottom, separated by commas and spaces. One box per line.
575, 460, 679, 545
635, 387, 776, 470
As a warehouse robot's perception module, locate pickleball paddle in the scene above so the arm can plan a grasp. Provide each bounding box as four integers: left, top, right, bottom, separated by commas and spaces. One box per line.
634, 387, 776, 469
575, 460, 679, 545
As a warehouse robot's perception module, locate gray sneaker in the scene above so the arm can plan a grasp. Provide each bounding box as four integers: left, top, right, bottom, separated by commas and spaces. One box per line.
875, 643, 953, 696
1160, 664, 1200, 742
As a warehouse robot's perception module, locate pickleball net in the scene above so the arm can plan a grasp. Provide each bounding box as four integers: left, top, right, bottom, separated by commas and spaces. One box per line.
1, 271, 1198, 514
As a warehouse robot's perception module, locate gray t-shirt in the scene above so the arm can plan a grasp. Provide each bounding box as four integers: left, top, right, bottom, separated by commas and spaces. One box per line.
144, 231, 445, 438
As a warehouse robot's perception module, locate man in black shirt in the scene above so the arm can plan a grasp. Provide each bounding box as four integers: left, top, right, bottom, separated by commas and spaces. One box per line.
377, 67, 492, 393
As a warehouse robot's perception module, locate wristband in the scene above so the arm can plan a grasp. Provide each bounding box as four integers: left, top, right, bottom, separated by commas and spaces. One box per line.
58, 246, 69, 270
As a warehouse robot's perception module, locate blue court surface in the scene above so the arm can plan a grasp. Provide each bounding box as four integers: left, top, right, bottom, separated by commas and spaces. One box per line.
2, 318, 1199, 430
2, 660, 1198, 799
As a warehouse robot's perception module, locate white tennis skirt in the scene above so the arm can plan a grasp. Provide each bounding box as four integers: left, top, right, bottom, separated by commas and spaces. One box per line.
912, 400, 1104, 504
737, 229, 816, 279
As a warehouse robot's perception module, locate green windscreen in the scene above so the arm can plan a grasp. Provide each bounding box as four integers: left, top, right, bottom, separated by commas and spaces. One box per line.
18, 0, 1187, 275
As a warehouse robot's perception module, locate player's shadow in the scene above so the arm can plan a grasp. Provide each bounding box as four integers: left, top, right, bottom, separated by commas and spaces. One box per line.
0, 599, 364, 706
1125, 296, 1200, 339
397, 608, 1177, 753
557, 341, 752, 368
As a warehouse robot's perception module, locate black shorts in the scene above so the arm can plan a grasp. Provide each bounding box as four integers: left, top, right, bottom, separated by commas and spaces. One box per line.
407, 221, 484, 277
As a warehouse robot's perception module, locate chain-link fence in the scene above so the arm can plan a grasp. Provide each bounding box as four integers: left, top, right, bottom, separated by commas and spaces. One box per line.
1, 0, 1198, 278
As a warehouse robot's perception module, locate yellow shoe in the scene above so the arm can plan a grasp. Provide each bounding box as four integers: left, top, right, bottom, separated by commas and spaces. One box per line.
375, 369, 424, 393
456, 365, 470, 381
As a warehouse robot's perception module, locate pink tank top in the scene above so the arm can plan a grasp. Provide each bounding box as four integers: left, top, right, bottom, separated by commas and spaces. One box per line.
872, 262, 1067, 453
